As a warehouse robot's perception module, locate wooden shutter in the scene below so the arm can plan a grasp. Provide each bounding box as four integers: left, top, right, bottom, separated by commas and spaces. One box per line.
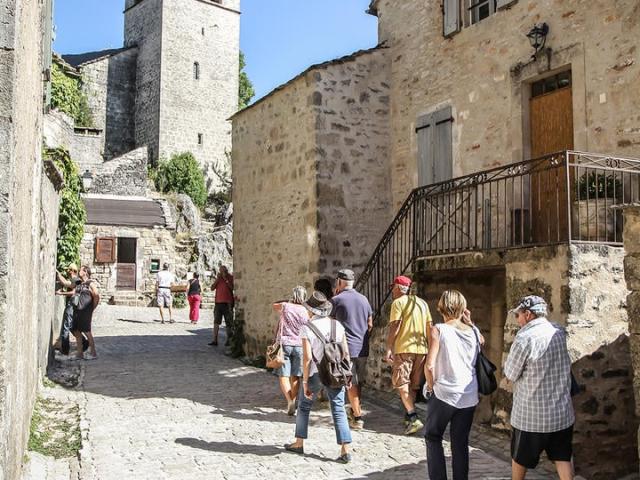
416, 107, 454, 186
497, 0, 518, 10
95, 237, 116, 263
443, 0, 460, 38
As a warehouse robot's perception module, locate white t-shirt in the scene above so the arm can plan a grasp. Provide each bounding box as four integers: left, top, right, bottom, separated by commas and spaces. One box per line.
432, 323, 480, 409
301, 316, 346, 376
156, 270, 175, 288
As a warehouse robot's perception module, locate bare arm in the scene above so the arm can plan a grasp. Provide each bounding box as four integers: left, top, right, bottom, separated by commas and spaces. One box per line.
272, 302, 284, 313
302, 337, 313, 398
367, 315, 373, 333
90, 284, 100, 309
425, 326, 440, 391
385, 320, 401, 363
57, 271, 73, 289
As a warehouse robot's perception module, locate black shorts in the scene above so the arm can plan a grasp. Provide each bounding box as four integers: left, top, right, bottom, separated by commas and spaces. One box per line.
213, 303, 233, 326
511, 425, 574, 469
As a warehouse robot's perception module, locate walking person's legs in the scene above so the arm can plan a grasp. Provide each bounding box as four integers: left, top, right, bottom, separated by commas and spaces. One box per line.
73, 330, 84, 359
210, 304, 223, 345
327, 386, 352, 461
158, 305, 165, 323
425, 396, 456, 480
60, 304, 74, 355
512, 461, 528, 480
287, 375, 323, 453
554, 462, 573, 480
192, 295, 201, 323
449, 405, 476, 480
223, 304, 233, 346
85, 331, 97, 357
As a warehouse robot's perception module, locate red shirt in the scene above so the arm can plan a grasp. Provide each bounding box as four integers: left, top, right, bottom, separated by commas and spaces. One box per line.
213, 275, 234, 304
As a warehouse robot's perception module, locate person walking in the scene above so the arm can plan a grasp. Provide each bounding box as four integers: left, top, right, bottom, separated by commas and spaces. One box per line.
210, 265, 234, 346
424, 290, 480, 480
71, 266, 100, 360
285, 291, 353, 463
156, 263, 176, 324
272, 285, 309, 415
504, 296, 575, 480
331, 268, 372, 430
384, 275, 432, 435
187, 272, 202, 324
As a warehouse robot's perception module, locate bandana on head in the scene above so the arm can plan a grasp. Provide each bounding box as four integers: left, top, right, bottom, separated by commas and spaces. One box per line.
512, 295, 547, 315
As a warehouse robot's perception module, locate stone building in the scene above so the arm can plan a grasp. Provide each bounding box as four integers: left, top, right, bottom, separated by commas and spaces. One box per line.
58, 0, 240, 191
0, 0, 62, 478
233, 1, 640, 478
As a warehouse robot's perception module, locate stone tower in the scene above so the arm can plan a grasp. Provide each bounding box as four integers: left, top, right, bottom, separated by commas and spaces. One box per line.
124, 0, 240, 190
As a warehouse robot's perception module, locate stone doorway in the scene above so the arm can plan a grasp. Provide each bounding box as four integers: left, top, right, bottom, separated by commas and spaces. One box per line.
416, 266, 507, 422
116, 237, 136, 290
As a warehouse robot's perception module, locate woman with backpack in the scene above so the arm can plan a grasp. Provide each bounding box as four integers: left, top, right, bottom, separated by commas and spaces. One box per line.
423, 290, 482, 480
284, 291, 353, 464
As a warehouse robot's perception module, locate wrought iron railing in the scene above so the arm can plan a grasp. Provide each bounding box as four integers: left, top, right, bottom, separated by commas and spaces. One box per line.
355, 151, 640, 322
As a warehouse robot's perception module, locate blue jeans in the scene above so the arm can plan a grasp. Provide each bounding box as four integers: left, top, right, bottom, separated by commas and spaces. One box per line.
274, 345, 303, 377
295, 374, 352, 445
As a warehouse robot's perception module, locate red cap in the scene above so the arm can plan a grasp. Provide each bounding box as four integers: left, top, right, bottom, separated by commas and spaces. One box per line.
392, 276, 412, 287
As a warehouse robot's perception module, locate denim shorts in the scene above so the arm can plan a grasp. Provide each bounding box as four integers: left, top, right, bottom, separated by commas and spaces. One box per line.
274, 345, 303, 377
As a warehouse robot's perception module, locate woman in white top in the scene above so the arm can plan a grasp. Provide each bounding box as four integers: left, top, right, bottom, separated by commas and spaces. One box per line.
424, 290, 482, 480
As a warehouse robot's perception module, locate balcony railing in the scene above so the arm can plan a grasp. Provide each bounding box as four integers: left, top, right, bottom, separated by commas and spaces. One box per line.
355, 151, 640, 322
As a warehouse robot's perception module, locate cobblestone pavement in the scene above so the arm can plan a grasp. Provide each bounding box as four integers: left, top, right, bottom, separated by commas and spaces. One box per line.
72, 305, 552, 480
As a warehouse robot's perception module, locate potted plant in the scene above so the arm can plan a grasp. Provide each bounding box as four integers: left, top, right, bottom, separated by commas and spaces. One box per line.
574, 172, 623, 240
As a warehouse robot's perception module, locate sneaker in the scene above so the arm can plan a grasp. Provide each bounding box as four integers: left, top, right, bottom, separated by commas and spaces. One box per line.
404, 418, 424, 435
350, 418, 364, 430
287, 399, 296, 416
337, 453, 352, 464
208, 341, 218, 346
85, 354, 98, 361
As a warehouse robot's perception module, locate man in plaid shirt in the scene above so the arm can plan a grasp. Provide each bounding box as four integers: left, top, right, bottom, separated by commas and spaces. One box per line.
504, 295, 575, 480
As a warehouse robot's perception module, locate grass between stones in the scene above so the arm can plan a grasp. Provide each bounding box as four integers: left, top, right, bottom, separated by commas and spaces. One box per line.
28, 395, 81, 459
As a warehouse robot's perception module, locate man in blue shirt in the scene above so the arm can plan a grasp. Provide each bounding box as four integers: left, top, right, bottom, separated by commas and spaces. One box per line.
331, 268, 373, 430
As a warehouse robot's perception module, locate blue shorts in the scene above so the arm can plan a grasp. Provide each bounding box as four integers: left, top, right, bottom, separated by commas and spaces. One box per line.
274, 345, 303, 377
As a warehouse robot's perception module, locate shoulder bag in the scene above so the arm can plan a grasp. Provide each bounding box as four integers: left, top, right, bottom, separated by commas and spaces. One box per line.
472, 327, 498, 395
266, 316, 285, 369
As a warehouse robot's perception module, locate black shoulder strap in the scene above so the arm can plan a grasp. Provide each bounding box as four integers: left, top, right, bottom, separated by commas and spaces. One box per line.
307, 322, 327, 345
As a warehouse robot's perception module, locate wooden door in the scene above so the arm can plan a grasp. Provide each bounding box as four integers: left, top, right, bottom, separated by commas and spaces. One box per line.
530, 85, 574, 243
116, 237, 137, 290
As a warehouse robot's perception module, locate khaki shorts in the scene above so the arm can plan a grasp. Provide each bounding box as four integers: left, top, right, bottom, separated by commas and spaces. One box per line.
157, 288, 173, 307
392, 353, 426, 390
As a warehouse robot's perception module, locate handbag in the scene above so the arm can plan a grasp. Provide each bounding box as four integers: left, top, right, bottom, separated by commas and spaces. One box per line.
265, 318, 285, 369
472, 327, 498, 395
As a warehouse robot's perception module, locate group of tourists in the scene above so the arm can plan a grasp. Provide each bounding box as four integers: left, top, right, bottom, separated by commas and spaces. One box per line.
270, 268, 576, 479
55, 263, 100, 360
155, 263, 236, 346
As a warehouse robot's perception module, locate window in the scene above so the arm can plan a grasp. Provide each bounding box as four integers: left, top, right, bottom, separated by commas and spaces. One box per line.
150, 259, 160, 273
469, 0, 496, 25
531, 71, 572, 98
194, 62, 200, 80
197, 133, 203, 145
95, 237, 116, 263
416, 106, 454, 187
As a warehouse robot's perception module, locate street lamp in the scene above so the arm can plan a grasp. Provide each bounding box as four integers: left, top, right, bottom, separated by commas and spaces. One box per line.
81, 169, 93, 191
526, 23, 549, 59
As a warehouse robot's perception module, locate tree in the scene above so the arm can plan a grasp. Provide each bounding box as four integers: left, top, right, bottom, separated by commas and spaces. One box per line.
238, 52, 255, 110
154, 152, 208, 208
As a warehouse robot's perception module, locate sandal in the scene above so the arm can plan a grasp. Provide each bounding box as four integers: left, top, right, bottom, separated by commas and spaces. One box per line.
284, 443, 304, 454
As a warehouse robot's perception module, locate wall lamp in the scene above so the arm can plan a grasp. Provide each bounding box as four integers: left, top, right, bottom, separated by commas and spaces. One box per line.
526, 23, 549, 59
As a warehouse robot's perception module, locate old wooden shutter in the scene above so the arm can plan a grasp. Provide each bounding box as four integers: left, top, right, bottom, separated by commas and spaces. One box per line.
416, 107, 454, 186
497, 0, 518, 10
95, 237, 116, 263
443, 0, 460, 37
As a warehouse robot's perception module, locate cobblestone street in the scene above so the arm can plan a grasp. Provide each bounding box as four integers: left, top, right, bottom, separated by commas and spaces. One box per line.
71, 306, 552, 480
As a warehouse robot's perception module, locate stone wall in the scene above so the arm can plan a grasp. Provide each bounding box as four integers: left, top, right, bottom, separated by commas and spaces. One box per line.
315, 48, 393, 276
88, 147, 148, 196
79, 48, 137, 159
372, 0, 640, 208
232, 73, 319, 356
621, 205, 640, 477
0, 0, 62, 478
159, 0, 240, 191
124, 0, 163, 164
43, 110, 104, 171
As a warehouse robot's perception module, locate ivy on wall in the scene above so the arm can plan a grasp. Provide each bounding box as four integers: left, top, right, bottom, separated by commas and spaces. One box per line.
45, 148, 86, 269
50, 62, 94, 127
154, 152, 207, 208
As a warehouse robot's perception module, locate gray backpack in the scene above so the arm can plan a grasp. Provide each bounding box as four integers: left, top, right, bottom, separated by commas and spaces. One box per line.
307, 320, 353, 389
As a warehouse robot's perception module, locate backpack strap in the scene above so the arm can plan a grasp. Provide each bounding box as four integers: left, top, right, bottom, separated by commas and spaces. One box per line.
307, 321, 327, 345
330, 319, 337, 343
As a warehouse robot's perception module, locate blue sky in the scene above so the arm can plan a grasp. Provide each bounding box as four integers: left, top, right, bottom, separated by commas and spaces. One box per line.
53, 0, 378, 102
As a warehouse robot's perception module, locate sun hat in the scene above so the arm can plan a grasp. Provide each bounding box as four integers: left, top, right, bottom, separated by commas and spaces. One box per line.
510, 295, 547, 315
303, 291, 333, 316
391, 275, 412, 287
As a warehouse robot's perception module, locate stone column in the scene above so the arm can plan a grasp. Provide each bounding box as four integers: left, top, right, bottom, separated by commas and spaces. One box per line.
621, 204, 640, 474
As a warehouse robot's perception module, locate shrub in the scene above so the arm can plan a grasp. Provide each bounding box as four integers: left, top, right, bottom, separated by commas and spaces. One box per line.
50, 62, 94, 127
46, 148, 86, 269
154, 152, 207, 208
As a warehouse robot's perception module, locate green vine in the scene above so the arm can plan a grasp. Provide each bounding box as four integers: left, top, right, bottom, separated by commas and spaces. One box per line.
51, 62, 94, 127
46, 148, 86, 269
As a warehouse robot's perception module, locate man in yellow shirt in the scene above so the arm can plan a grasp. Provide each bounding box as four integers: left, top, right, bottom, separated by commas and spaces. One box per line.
384, 275, 432, 435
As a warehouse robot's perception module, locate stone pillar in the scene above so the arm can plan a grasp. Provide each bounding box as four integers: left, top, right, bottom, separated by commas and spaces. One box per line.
621, 204, 640, 474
